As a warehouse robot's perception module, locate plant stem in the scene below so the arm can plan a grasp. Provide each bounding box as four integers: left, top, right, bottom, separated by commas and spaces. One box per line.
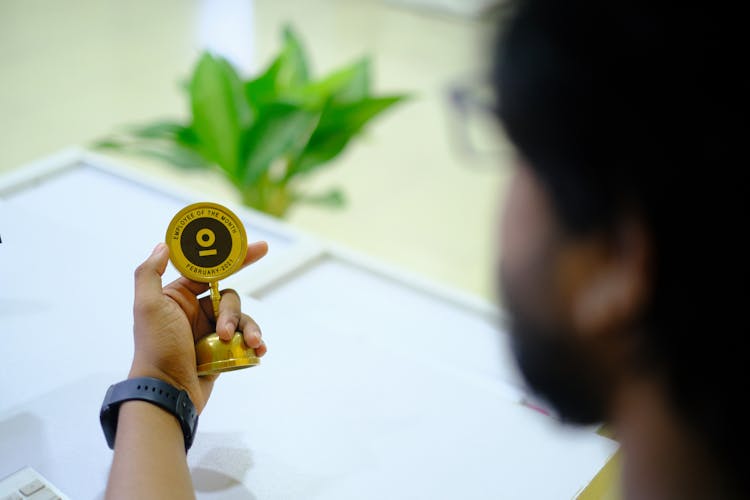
240, 172, 293, 218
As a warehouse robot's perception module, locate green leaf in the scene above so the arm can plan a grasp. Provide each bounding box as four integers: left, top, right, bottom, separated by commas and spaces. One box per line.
124, 121, 185, 140
175, 126, 201, 148
295, 188, 346, 208
244, 25, 311, 111
301, 57, 371, 104
129, 146, 211, 169
190, 52, 253, 180
122, 121, 201, 148
244, 57, 282, 109
289, 95, 406, 176
178, 78, 191, 94
92, 139, 122, 149
240, 102, 320, 186
276, 25, 310, 89
92, 139, 210, 169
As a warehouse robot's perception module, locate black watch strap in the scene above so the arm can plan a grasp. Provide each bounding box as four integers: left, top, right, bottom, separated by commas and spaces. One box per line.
100, 377, 199, 452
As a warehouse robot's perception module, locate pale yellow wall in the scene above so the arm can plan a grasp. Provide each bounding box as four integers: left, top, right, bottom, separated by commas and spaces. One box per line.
0, 0, 513, 299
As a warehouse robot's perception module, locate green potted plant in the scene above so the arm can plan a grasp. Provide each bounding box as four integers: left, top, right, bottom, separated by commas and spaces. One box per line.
96, 26, 407, 217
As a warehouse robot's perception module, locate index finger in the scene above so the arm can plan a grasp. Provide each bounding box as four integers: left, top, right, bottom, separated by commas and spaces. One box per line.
164, 241, 269, 296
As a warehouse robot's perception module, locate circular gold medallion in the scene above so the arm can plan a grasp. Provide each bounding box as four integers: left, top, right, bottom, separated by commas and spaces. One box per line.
165, 202, 248, 282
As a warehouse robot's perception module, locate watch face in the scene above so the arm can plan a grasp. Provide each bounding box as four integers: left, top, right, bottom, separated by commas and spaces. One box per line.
165, 202, 248, 283
100, 385, 118, 449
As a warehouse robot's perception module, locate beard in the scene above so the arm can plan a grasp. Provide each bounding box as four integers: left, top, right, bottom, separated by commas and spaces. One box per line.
500, 266, 608, 425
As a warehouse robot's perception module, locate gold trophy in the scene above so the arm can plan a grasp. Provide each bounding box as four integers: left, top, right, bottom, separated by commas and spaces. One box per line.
165, 202, 260, 376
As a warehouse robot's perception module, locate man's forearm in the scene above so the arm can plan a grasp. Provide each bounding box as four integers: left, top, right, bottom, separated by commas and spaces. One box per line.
105, 401, 195, 499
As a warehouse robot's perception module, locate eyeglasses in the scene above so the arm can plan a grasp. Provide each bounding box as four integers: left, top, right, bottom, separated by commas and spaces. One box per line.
447, 78, 509, 165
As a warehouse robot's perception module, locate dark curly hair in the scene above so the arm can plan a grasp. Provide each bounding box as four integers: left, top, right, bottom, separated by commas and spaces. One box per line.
494, 0, 747, 494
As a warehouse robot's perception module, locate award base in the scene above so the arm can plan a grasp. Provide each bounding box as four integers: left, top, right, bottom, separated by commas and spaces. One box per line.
195, 331, 260, 376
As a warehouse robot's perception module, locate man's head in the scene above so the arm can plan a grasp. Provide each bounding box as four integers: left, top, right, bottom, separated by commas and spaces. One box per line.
493, 0, 745, 492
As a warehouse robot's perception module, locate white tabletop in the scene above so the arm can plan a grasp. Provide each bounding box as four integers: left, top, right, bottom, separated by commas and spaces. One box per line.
0, 154, 617, 499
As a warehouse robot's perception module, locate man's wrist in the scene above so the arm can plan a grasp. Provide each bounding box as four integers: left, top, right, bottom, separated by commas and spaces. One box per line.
128, 363, 196, 406
100, 377, 199, 451
116, 400, 186, 450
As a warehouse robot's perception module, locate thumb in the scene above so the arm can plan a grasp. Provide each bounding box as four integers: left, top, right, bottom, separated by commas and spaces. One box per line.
134, 243, 169, 306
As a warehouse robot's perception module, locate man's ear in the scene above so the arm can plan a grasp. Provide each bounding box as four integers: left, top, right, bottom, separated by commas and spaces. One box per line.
561, 217, 651, 339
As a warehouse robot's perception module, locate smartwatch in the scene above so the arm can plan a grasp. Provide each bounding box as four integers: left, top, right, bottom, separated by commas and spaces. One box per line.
100, 377, 199, 452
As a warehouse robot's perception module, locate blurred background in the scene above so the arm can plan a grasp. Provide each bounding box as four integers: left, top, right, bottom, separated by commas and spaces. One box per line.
0, 0, 514, 300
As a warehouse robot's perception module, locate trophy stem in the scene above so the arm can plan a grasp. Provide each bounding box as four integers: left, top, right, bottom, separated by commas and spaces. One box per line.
209, 281, 221, 318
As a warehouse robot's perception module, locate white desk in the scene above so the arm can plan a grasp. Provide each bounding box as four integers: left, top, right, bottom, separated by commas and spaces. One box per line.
0, 150, 616, 499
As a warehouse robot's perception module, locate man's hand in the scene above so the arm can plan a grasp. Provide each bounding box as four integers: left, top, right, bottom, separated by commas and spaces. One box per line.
129, 241, 269, 413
